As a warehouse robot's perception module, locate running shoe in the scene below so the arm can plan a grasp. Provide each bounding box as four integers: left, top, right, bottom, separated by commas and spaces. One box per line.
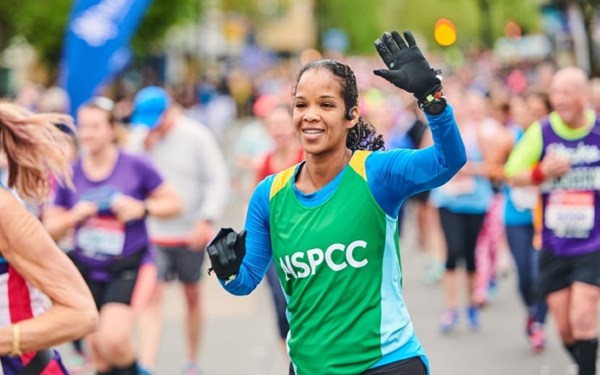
529, 323, 546, 354
486, 277, 498, 302
466, 305, 480, 331
183, 362, 202, 375
525, 314, 535, 336
440, 309, 459, 333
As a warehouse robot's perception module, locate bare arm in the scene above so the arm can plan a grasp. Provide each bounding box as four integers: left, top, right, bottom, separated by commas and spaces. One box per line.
42, 201, 97, 241
507, 153, 571, 187
110, 182, 182, 223
508, 169, 539, 187
145, 183, 182, 218
0, 189, 97, 354
41, 206, 73, 241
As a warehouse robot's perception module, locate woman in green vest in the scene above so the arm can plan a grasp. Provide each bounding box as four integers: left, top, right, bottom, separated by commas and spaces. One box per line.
208, 30, 466, 375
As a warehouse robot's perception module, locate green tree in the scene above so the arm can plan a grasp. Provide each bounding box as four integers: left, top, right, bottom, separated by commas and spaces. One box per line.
0, 0, 200, 79
572, 0, 600, 75
132, 0, 201, 55
0, 0, 72, 71
315, 0, 389, 54
173, 0, 542, 55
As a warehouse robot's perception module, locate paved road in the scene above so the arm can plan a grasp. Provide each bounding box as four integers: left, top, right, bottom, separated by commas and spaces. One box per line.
60, 198, 577, 375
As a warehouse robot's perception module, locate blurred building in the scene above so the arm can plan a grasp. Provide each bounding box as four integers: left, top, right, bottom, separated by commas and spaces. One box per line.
256, 0, 316, 53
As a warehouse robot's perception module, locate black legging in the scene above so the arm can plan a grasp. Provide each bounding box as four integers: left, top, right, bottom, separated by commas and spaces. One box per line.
438, 207, 486, 272
289, 356, 427, 375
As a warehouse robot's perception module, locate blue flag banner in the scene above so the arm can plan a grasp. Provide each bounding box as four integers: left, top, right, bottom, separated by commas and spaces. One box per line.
60, 0, 153, 116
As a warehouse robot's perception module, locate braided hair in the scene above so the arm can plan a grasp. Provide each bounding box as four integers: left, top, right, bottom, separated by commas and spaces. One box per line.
294, 59, 385, 151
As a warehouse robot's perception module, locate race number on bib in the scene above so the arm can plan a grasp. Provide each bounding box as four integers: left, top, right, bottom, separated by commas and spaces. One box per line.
77, 216, 125, 256
545, 191, 595, 234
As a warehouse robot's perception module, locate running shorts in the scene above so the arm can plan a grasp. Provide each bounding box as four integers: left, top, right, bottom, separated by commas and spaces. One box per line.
155, 245, 205, 283
538, 249, 600, 298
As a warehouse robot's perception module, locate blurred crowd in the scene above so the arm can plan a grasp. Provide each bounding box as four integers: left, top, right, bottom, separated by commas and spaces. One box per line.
2, 47, 600, 375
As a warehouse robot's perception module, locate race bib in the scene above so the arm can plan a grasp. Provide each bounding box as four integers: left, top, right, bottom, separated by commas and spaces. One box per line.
76, 216, 125, 257
545, 191, 595, 234
510, 186, 539, 211
441, 175, 476, 196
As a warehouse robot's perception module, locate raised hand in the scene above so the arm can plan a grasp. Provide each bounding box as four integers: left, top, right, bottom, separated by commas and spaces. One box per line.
373, 31, 442, 102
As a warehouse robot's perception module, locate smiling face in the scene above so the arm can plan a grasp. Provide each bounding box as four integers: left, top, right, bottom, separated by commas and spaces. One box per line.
292, 67, 357, 157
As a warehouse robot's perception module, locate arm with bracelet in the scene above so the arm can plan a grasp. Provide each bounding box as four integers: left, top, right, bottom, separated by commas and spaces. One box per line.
141, 182, 182, 218
505, 121, 571, 186
370, 31, 466, 193
0, 189, 97, 356
0, 101, 97, 375
373, 31, 446, 116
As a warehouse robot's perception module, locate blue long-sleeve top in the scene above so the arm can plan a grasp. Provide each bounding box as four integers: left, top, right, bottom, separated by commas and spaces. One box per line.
222, 104, 466, 295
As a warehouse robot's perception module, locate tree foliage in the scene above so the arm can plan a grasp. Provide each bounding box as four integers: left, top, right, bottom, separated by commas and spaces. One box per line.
0, 0, 72, 69
571, 0, 600, 75
315, 0, 541, 54
0, 0, 199, 73
315, 0, 388, 55
132, 0, 200, 55
2, 0, 598, 77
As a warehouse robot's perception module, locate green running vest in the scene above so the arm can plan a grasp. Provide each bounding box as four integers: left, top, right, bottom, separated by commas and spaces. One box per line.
269, 150, 402, 375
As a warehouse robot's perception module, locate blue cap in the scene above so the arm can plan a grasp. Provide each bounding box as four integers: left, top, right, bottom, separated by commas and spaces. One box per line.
130, 86, 170, 128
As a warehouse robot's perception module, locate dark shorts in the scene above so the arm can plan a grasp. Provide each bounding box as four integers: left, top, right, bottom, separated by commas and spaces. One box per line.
538, 249, 600, 298
86, 270, 138, 310
71, 250, 144, 310
289, 356, 426, 375
155, 245, 205, 283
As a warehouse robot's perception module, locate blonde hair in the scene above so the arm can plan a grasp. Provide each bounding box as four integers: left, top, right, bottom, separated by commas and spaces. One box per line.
0, 102, 74, 201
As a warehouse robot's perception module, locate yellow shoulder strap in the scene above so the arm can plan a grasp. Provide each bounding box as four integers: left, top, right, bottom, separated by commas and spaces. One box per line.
348, 150, 371, 181
269, 164, 297, 200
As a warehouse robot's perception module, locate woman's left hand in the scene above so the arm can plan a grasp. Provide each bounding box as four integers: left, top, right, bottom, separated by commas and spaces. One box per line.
111, 195, 146, 223
373, 30, 441, 101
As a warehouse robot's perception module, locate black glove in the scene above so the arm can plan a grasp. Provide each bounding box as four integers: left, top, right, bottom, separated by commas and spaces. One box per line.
207, 228, 246, 281
373, 31, 442, 101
